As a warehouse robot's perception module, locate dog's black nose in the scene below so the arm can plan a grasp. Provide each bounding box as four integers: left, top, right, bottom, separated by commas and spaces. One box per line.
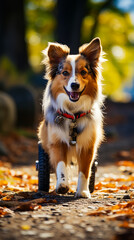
71, 82, 80, 91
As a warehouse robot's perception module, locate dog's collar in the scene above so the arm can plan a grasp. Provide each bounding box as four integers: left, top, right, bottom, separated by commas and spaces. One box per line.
57, 109, 90, 121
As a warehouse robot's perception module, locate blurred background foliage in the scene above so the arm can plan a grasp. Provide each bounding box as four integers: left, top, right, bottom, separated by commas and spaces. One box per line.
0, 0, 134, 101
0, 0, 134, 166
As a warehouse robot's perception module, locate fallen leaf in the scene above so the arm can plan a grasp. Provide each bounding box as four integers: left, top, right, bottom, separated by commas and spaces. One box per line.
0, 198, 47, 210
2, 196, 13, 201
119, 221, 134, 228
68, 189, 75, 194
119, 221, 130, 228
0, 206, 14, 217
124, 201, 134, 208
87, 210, 107, 216
87, 200, 134, 221
21, 225, 31, 230
118, 185, 130, 190
99, 188, 118, 193
95, 182, 102, 190
107, 213, 133, 221
13, 198, 47, 211
116, 160, 134, 167
28, 179, 38, 185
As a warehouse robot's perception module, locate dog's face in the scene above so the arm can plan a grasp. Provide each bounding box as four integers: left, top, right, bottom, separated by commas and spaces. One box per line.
43, 38, 102, 110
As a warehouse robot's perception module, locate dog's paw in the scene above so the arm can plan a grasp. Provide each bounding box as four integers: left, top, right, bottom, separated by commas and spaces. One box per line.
56, 183, 69, 194
75, 190, 91, 198
76, 171, 91, 198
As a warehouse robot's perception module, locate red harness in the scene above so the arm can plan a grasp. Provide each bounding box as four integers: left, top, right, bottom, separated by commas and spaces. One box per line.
57, 109, 90, 120
55, 109, 90, 145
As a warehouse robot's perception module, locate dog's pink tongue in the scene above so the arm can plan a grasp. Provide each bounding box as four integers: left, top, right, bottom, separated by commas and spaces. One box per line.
70, 92, 79, 99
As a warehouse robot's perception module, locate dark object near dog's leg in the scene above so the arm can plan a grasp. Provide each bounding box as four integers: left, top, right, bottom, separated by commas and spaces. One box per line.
89, 160, 98, 193
38, 142, 50, 192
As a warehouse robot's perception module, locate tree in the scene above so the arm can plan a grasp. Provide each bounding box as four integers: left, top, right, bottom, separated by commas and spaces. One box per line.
56, 0, 87, 54
0, 0, 29, 71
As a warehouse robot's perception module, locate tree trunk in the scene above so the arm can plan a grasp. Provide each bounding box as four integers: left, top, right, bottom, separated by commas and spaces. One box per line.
0, 0, 29, 71
56, 0, 87, 54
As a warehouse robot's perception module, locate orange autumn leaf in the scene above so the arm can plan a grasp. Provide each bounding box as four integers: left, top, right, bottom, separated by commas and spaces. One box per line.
118, 185, 130, 190
116, 161, 134, 167
37, 205, 42, 209
111, 201, 134, 210
95, 182, 103, 190
95, 182, 117, 191
107, 195, 113, 198
87, 200, 134, 219
111, 205, 121, 211
119, 221, 129, 228
49, 185, 55, 191
87, 210, 106, 216
126, 176, 134, 181
107, 213, 133, 221
111, 207, 134, 216
2, 196, 13, 201
68, 188, 75, 194
28, 179, 38, 185
14, 198, 47, 211
103, 183, 116, 188
124, 201, 134, 208
103, 176, 134, 182
130, 183, 134, 188
0, 180, 8, 186
99, 189, 118, 193
0, 207, 14, 217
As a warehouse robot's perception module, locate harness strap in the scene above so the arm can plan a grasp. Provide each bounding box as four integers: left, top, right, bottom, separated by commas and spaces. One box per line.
55, 109, 90, 146
57, 109, 90, 120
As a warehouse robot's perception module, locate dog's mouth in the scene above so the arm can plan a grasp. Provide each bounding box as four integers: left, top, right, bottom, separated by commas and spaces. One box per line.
64, 86, 86, 102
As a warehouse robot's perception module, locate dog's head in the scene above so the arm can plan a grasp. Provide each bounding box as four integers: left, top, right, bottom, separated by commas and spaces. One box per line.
43, 38, 103, 111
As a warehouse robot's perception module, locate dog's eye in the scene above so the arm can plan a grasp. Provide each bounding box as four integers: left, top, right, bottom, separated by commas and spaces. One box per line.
81, 70, 87, 76
62, 71, 70, 76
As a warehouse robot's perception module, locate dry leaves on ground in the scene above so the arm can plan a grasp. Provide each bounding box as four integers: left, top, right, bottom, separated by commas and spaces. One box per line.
0, 152, 134, 230
87, 159, 134, 228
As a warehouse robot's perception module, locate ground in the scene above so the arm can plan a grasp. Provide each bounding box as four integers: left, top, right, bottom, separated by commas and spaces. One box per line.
0, 127, 134, 240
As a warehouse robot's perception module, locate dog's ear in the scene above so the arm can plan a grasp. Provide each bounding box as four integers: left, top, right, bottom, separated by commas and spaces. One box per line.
44, 43, 70, 64
79, 38, 101, 64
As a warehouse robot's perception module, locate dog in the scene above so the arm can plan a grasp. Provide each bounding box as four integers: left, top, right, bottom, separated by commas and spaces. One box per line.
38, 37, 104, 198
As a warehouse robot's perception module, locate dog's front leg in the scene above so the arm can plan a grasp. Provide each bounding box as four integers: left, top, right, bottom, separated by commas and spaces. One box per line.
56, 161, 69, 194
76, 147, 95, 198
49, 143, 69, 194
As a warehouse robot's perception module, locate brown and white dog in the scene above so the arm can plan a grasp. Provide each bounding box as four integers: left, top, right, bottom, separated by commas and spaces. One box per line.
38, 37, 104, 198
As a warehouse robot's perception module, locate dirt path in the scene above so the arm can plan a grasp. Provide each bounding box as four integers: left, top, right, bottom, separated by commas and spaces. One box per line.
0, 162, 134, 240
